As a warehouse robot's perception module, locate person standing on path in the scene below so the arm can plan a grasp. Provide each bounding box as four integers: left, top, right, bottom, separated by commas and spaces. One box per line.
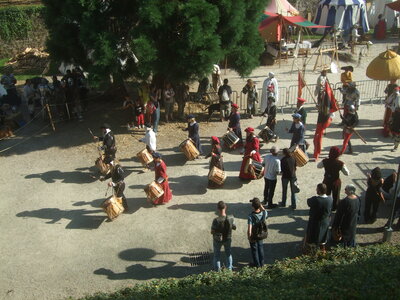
242, 79, 258, 119
228, 103, 243, 148
262, 146, 281, 208
94, 123, 117, 162
152, 152, 172, 205
239, 127, 262, 180
211, 201, 236, 271
206, 136, 224, 189
139, 124, 157, 170
364, 167, 385, 224
263, 94, 277, 132
183, 114, 203, 155
287, 113, 306, 154
340, 105, 359, 155
317, 146, 349, 211
280, 148, 297, 209
164, 83, 175, 123
218, 79, 232, 121
261, 72, 279, 113
294, 97, 307, 125
247, 198, 267, 267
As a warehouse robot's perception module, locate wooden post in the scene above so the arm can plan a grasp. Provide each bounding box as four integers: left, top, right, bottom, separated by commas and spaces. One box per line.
46, 104, 56, 131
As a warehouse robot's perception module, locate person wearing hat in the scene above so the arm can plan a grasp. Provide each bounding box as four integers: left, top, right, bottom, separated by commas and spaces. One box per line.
262, 146, 281, 208
100, 158, 128, 212
287, 113, 306, 154
314, 69, 327, 102
152, 152, 172, 205
183, 114, 203, 155
261, 72, 279, 113
340, 66, 353, 88
317, 146, 349, 211
242, 79, 258, 119
364, 167, 384, 224
239, 127, 262, 180
340, 105, 359, 154
218, 79, 232, 121
94, 123, 117, 162
332, 184, 361, 248
205, 136, 224, 188
228, 103, 243, 148
140, 124, 157, 169
263, 93, 277, 132
294, 97, 307, 125
341, 81, 360, 117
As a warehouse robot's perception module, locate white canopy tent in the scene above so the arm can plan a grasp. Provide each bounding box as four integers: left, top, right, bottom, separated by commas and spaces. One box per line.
368, 0, 400, 30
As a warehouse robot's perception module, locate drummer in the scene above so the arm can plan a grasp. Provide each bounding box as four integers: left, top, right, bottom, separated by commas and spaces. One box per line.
287, 113, 306, 154
294, 97, 307, 125
152, 152, 172, 205
205, 136, 224, 188
239, 127, 262, 180
100, 158, 128, 211
263, 93, 277, 132
94, 123, 117, 162
139, 123, 157, 169
183, 114, 203, 155
228, 103, 243, 149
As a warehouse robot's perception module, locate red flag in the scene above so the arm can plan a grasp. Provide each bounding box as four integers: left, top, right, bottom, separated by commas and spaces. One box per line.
298, 71, 305, 97
325, 81, 339, 113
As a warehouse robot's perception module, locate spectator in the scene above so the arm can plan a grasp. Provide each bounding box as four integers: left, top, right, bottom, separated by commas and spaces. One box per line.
332, 184, 361, 248
175, 83, 189, 120
280, 148, 297, 209
247, 197, 267, 267
1, 66, 20, 107
22, 79, 34, 121
149, 84, 161, 133
364, 167, 385, 224
164, 83, 175, 122
305, 183, 332, 253
262, 146, 281, 208
218, 79, 232, 121
242, 79, 258, 119
211, 201, 236, 271
212, 64, 222, 91
122, 96, 135, 129
134, 98, 145, 129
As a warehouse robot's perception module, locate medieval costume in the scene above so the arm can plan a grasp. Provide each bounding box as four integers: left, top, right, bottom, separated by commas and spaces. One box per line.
98, 123, 117, 161
228, 103, 243, 148
383, 82, 398, 137
239, 127, 262, 180
294, 97, 307, 125
101, 160, 128, 210
288, 113, 306, 154
263, 96, 277, 132
364, 167, 385, 224
242, 79, 258, 118
152, 153, 172, 205
183, 114, 203, 154
206, 136, 224, 188
261, 72, 279, 112
340, 106, 359, 154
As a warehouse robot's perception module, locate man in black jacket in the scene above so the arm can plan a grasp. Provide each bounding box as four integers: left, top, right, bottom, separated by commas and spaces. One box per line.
94, 123, 117, 161
280, 148, 297, 209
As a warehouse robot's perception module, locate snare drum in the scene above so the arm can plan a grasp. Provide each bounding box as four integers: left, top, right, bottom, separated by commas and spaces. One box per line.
137, 148, 154, 166
208, 166, 227, 186
179, 138, 200, 160
144, 181, 164, 202
95, 154, 110, 175
222, 131, 239, 148
289, 145, 309, 167
101, 195, 124, 220
246, 158, 264, 179
258, 126, 276, 143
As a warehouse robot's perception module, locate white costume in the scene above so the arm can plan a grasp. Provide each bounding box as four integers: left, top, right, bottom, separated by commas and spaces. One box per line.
140, 127, 157, 152
261, 72, 279, 112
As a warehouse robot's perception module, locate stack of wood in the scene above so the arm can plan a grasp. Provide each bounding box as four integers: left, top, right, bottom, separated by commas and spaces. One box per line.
6, 47, 49, 72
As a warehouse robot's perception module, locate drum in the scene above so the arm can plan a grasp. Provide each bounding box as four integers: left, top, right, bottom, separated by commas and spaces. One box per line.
258, 126, 276, 143
179, 138, 200, 160
246, 158, 264, 179
95, 154, 110, 175
137, 148, 154, 166
289, 145, 309, 167
222, 131, 239, 148
144, 181, 164, 202
101, 195, 124, 220
208, 166, 227, 185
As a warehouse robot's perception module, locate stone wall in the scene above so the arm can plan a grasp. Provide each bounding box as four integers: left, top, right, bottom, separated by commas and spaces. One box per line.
0, 15, 48, 59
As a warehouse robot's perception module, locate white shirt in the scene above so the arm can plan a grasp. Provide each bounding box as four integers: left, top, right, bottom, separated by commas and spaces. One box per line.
317, 161, 350, 176
263, 154, 281, 180
261, 77, 279, 112
140, 129, 156, 151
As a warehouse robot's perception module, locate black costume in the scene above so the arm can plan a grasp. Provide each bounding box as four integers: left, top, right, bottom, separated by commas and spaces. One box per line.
364, 177, 384, 223
99, 130, 116, 161
104, 164, 128, 210
228, 112, 243, 146
264, 105, 277, 131
306, 195, 332, 245
184, 122, 202, 154
206, 143, 224, 188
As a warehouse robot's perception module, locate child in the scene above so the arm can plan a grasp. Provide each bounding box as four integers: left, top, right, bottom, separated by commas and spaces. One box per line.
134, 98, 145, 129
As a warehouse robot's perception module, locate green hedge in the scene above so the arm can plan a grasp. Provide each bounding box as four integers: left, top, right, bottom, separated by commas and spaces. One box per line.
0, 5, 44, 41
75, 243, 400, 300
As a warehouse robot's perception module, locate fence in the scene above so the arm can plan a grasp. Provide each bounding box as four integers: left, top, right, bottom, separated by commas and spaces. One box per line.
234, 79, 388, 114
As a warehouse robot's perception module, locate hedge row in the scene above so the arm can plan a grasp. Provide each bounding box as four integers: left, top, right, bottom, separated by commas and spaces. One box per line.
0, 5, 44, 41
75, 243, 400, 300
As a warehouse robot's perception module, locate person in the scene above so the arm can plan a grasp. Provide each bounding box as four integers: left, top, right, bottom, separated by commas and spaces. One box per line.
314, 69, 327, 103
262, 146, 281, 208
364, 167, 385, 224
317, 146, 350, 211
294, 97, 307, 125
305, 183, 333, 253
140, 124, 157, 170
340, 66, 353, 88
211, 201, 236, 271
134, 98, 145, 129
218, 79, 232, 121
242, 79, 258, 118
205, 136, 224, 188
263, 94, 277, 132
152, 152, 172, 205
340, 105, 359, 154
374, 14, 387, 40
239, 127, 262, 180
122, 96, 135, 129
164, 83, 175, 122
94, 123, 117, 162
212, 64, 222, 91
341, 82, 360, 117
280, 148, 297, 209
351, 24, 360, 43
183, 114, 202, 154
22, 79, 34, 121
261, 72, 279, 113
287, 113, 306, 154
247, 197, 267, 267
100, 158, 128, 211
383, 82, 398, 137
149, 84, 161, 133
175, 83, 189, 120
332, 184, 361, 248
0, 66, 20, 107
227, 103, 243, 148
390, 90, 400, 152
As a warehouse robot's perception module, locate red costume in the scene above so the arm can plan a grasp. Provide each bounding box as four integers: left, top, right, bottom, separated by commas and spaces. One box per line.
239, 129, 262, 180
375, 19, 386, 40
154, 160, 172, 204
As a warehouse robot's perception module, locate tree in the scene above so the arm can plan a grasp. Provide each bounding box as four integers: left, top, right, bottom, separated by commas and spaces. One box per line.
42, 0, 266, 85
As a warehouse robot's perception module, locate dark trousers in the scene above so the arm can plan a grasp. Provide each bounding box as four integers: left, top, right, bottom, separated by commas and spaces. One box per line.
324, 179, 341, 210
114, 182, 128, 210
250, 240, 264, 267
364, 197, 380, 223
264, 178, 277, 205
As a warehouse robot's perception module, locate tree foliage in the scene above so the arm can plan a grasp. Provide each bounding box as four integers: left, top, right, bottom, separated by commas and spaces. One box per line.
42, 0, 266, 84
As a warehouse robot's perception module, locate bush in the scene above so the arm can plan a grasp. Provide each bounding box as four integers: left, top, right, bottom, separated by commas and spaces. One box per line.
76, 243, 400, 300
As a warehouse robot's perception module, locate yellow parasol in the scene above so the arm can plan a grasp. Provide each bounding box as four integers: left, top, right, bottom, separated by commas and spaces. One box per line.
366, 50, 400, 81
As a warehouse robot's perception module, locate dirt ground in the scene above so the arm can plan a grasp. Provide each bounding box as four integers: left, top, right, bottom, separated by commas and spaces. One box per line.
1, 39, 399, 300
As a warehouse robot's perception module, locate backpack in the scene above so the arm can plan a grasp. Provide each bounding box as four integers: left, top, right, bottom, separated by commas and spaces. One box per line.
251, 212, 268, 240
214, 217, 231, 242
222, 88, 230, 101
